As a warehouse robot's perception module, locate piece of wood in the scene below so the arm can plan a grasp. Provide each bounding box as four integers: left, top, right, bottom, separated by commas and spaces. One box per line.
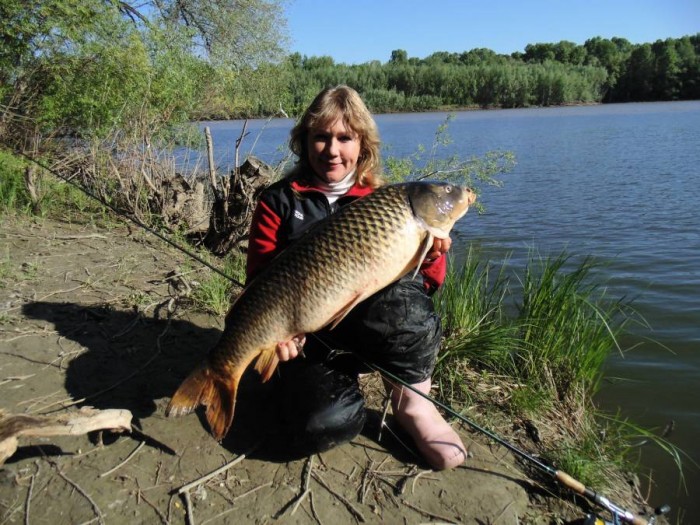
204, 126, 218, 195
0, 407, 133, 465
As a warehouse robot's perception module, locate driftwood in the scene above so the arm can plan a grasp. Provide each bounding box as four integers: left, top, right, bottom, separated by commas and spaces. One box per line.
203, 155, 273, 255
160, 173, 210, 235
24, 164, 42, 214
0, 407, 133, 465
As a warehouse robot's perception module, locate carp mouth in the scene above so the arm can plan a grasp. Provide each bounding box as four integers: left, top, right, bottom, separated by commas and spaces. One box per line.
408, 182, 475, 238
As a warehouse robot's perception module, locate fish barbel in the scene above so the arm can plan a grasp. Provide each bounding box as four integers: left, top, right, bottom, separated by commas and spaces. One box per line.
166, 181, 476, 440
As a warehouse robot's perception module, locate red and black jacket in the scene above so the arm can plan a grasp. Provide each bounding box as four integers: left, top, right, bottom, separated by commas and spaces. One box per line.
246, 176, 447, 293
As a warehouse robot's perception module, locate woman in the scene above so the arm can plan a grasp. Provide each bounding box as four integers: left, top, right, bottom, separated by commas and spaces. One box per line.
246, 85, 467, 470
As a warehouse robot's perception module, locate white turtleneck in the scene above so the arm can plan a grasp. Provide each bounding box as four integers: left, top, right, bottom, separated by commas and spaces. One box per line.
313, 171, 357, 204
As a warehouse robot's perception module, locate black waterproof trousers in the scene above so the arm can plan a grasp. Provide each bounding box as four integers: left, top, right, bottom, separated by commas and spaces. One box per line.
273, 274, 442, 457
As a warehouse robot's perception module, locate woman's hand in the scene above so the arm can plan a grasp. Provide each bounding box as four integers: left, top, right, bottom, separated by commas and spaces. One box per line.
426, 236, 452, 261
276, 334, 306, 361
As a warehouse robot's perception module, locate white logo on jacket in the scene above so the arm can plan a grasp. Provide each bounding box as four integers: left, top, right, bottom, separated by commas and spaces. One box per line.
294, 210, 304, 220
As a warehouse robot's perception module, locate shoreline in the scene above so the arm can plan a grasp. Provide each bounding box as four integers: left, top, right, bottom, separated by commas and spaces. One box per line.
0, 213, 666, 524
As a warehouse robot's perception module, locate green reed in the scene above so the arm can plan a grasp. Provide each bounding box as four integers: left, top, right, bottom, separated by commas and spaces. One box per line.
435, 249, 633, 409
432, 248, 518, 402
516, 252, 631, 403
191, 253, 246, 316
434, 248, 685, 488
0, 150, 31, 213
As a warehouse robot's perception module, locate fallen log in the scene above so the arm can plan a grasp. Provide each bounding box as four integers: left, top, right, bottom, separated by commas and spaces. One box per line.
0, 407, 133, 465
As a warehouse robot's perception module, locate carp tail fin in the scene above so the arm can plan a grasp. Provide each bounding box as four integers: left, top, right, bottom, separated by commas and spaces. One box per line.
166, 364, 238, 442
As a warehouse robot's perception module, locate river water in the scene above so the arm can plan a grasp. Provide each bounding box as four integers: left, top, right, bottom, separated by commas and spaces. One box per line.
199, 101, 700, 523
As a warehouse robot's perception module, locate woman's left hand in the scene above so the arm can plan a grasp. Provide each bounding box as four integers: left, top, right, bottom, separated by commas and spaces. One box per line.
426, 236, 452, 261
276, 335, 306, 361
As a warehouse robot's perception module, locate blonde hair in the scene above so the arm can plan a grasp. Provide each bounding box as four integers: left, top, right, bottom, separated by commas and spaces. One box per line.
289, 85, 382, 188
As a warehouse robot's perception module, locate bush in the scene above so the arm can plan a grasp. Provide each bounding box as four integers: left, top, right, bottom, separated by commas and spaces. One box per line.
0, 150, 30, 213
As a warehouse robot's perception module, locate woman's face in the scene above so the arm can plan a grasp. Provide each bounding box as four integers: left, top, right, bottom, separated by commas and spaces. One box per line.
307, 118, 361, 183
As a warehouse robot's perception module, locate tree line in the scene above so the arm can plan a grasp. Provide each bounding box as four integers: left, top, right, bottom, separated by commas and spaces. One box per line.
231, 34, 700, 117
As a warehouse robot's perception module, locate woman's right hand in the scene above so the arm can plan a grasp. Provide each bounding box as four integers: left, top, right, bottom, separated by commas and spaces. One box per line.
276, 334, 306, 361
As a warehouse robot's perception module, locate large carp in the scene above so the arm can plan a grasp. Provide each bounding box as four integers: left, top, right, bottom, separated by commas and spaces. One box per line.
166, 181, 476, 440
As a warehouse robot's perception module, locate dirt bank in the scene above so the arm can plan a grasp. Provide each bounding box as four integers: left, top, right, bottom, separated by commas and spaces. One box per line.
0, 216, 656, 524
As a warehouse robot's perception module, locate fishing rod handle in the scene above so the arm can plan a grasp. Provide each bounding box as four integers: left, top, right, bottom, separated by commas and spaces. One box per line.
555, 470, 586, 494
555, 471, 648, 525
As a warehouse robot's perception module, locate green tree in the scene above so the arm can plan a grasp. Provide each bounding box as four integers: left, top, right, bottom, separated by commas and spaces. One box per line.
652, 38, 681, 99
0, 0, 288, 145
424, 51, 461, 65
524, 43, 557, 63
124, 0, 287, 68
459, 48, 505, 66
303, 55, 336, 69
619, 44, 655, 101
676, 36, 700, 99
390, 49, 408, 64
0, 0, 135, 142
583, 36, 631, 100
553, 40, 587, 65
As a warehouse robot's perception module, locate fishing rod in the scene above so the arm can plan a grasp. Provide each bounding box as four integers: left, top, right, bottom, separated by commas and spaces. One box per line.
367, 361, 670, 525
17, 149, 670, 524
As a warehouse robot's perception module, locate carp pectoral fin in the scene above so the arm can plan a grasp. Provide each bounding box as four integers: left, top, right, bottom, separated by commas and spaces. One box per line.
412, 233, 435, 280
425, 225, 450, 239
166, 364, 237, 442
254, 346, 280, 382
328, 292, 364, 330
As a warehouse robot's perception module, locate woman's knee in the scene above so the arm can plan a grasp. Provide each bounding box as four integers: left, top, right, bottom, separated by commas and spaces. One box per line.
276, 360, 366, 455
304, 385, 366, 450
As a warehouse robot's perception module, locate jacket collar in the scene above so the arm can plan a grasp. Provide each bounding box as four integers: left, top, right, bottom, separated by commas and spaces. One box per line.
290, 177, 374, 198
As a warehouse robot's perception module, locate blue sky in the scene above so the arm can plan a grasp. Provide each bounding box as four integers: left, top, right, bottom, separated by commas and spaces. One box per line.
284, 0, 700, 64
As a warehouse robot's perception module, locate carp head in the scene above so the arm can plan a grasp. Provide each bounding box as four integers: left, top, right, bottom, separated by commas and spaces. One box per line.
407, 181, 476, 238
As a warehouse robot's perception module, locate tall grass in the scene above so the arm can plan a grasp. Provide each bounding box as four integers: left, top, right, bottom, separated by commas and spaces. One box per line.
432, 248, 518, 402
435, 249, 633, 411
0, 149, 110, 221
191, 253, 247, 316
434, 248, 684, 487
0, 150, 31, 213
516, 253, 632, 407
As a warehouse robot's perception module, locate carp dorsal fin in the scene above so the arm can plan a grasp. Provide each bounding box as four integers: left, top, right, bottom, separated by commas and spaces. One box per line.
254, 345, 280, 382
412, 233, 434, 280
327, 292, 364, 330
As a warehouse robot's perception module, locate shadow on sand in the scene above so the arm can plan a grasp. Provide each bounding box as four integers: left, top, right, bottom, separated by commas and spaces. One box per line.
22, 301, 415, 465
